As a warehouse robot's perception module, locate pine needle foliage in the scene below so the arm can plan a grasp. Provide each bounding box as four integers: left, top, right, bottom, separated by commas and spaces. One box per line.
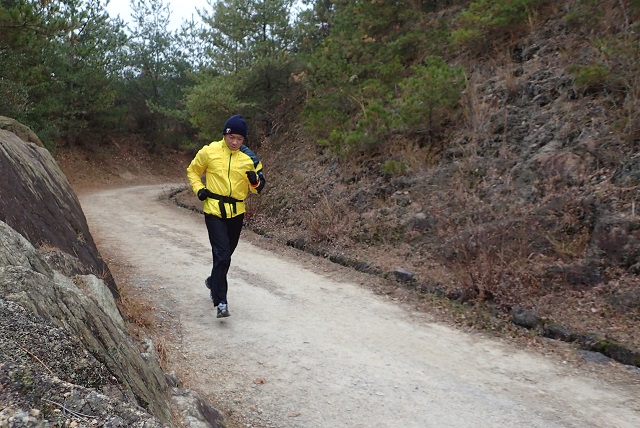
186, 0, 297, 141
451, 0, 550, 49
301, 0, 462, 155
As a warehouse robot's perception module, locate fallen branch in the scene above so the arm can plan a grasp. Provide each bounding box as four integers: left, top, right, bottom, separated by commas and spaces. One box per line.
19, 346, 53, 375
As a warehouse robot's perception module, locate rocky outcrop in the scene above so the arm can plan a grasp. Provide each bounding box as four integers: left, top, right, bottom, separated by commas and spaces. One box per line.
0, 299, 164, 427
0, 116, 43, 148
0, 120, 226, 427
0, 220, 172, 425
0, 120, 173, 425
0, 120, 116, 298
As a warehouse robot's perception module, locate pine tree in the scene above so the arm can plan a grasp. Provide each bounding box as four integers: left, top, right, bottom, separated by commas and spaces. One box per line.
187, 0, 296, 139
51, 0, 128, 143
124, 0, 195, 148
0, 0, 127, 146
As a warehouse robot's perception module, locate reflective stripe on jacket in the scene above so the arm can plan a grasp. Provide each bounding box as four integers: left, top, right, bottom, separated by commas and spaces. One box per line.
186, 139, 264, 218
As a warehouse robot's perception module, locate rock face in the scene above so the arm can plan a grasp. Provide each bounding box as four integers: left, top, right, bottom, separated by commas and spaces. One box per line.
0, 300, 164, 427
0, 116, 43, 148
0, 120, 173, 425
0, 119, 117, 298
0, 219, 173, 425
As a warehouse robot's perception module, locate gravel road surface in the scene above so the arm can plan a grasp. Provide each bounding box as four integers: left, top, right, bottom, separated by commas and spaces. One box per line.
80, 184, 640, 428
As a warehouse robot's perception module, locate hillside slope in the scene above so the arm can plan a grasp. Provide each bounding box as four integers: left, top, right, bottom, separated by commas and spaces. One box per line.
242, 2, 640, 363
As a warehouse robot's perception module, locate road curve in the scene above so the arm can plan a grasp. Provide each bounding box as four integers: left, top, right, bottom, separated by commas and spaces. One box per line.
80, 184, 640, 428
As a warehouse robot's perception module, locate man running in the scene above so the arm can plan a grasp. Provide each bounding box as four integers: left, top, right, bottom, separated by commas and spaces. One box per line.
186, 115, 266, 318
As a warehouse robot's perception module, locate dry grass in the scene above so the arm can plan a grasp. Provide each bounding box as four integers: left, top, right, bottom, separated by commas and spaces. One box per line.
305, 193, 354, 245
462, 77, 500, 150
546, 228, 590, 261
430, 182, 540, 306
154, 337, 169, 369
116, 280, 157, 332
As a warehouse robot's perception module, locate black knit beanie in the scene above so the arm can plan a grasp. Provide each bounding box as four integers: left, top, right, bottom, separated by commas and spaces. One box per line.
222, 115, 248, 139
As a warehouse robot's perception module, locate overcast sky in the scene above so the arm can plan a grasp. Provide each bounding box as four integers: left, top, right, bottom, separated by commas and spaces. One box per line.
106, 0, 307, 32
106, 0, 210, 31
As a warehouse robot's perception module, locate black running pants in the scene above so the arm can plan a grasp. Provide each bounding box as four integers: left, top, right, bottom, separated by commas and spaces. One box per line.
204, 213, 244, 306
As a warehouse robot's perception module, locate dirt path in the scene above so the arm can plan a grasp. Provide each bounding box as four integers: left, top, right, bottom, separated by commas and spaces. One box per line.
80, 184, 640, 428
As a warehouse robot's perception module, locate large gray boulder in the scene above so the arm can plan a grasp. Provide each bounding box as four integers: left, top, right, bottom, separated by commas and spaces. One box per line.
0, 116, 43, 147
0, 300, 164, 428
0, 119, 227, 427
0, 118, 173, 424
0, 220, 173, 424
0, 123, 117, 298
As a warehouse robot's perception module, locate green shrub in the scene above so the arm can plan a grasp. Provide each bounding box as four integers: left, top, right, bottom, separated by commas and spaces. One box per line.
382, 160, 408, 176
301, 0, 456, 156
568, 64, 610, 89
452, 0, 548, 48
396, 56, 465, 140
564, 0, 603, 30
303, 92, 352, 141
450, 28, 483, 49
461, 0, 545, 28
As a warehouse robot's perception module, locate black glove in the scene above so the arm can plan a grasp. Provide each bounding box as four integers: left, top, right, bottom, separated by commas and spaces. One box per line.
197, 188, 210, 201
246, 171, 259, 186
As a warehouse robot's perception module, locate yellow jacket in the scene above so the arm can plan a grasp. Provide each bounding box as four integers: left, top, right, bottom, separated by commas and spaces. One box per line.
187, 139, 265, 218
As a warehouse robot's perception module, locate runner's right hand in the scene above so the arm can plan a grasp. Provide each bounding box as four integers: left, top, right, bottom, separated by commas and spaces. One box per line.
197, 188, 210, 201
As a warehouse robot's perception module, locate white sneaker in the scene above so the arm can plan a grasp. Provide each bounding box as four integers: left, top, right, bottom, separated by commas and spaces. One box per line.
217, 303, 230, 318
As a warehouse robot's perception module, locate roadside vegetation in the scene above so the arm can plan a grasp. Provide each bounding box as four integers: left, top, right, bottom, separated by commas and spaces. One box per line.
4, 0, 640, 365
